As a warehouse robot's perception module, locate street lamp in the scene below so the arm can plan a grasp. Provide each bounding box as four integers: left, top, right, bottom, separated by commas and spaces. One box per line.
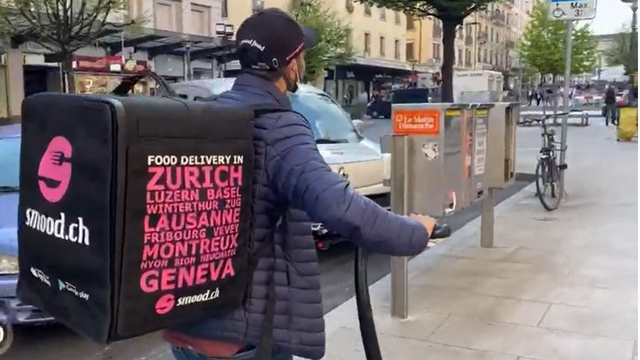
509, 49, 524, 102
621, 0, 637, 99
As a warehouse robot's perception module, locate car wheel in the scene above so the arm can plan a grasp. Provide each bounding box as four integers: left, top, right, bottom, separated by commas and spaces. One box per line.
0, 321, 13, 355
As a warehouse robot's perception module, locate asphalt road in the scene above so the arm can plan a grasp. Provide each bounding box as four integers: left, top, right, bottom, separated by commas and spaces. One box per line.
3, 121, 539, 360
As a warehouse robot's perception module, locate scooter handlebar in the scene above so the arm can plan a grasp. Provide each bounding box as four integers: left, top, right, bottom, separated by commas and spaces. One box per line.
430, 223, 451, 239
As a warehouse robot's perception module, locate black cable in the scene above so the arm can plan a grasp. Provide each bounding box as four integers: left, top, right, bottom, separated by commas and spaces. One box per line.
354, 224, 451, 360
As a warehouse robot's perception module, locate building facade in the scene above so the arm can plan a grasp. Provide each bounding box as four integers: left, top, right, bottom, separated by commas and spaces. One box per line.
223, 0, 410, 102
406, 0, 530, 83
0, 0, 227, 118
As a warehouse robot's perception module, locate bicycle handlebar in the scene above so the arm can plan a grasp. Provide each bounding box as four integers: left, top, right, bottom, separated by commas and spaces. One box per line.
430, 223, 451, 239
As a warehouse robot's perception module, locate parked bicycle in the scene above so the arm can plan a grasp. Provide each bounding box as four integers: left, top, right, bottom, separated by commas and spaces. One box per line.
535, 115, 568, 211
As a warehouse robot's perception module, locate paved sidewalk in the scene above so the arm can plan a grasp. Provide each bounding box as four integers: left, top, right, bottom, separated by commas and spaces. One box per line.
318, 125, 638, 360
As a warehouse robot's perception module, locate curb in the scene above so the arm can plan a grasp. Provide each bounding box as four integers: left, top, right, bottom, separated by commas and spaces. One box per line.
319, 181, 536, 340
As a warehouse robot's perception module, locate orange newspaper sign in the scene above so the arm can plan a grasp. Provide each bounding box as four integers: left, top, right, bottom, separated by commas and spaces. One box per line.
392, 109, 441, 135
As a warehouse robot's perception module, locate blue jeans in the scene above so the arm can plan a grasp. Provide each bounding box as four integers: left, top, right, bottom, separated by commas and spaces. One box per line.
171, 346, 293, 360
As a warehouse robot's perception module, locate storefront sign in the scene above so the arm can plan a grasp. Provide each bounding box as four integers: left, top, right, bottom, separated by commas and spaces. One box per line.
73, 56, 148, 73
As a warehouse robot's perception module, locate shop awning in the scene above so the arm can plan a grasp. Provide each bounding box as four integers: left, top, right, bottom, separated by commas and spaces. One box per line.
335, 62, 413, 81
101, 28, 236, 61
36, 27, 236, 63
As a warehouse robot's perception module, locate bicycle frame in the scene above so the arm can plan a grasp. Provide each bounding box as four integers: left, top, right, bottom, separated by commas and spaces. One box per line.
538, 117, 558, 161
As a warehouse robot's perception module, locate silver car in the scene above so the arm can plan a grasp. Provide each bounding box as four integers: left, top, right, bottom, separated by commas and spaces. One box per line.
171, 79, 390, 248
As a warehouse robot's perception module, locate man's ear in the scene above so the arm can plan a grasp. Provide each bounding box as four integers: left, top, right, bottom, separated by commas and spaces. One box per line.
285, 59, 297, 79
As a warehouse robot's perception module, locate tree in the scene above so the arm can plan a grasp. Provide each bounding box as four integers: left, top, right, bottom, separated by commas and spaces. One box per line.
605, 26, 638, 75
0, 0, 140, 93
355, 0, 498, 101
288, 0, 354, 83
517, 1, 597, 81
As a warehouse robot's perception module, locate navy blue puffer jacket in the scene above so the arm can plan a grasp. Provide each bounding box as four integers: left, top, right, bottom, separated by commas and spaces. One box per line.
169, 74, 429, 359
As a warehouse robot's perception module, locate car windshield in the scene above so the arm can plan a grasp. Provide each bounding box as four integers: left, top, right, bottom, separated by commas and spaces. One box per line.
0, 136, 20, 190
289, 92, 361, 144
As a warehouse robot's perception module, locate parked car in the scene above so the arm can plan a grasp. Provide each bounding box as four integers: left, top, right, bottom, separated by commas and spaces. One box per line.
365, 97, 391, 119
171, 79, 391, 249
0, 124, 56, 353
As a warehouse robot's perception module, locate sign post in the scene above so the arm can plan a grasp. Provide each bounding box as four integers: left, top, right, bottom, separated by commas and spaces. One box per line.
548, 0, 596, 200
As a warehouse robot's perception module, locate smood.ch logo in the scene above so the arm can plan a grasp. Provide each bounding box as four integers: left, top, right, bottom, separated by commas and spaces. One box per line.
155, 289, 220, 315
37, 136, 73, 203
26, 135, 91, 246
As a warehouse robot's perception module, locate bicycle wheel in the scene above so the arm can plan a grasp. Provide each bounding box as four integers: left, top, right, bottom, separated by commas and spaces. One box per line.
535, 157, 560, 211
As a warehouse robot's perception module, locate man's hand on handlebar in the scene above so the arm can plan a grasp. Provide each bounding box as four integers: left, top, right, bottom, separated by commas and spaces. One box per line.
408, 214, 437, 239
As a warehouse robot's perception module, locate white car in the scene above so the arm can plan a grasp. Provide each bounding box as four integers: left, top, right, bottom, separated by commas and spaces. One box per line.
171, 79, 390, 249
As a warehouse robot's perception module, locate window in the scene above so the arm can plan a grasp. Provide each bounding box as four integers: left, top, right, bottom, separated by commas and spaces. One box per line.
432, 43, 441, 59
490, 28, 494, 42
221, 0, 227, 18
0, 136, 19, 189
477, 49, 481, 62
364, 32, 371, 55
154, 0, 182, 32
345, 0, 353, 11
406, 42, 415, 60
345, 29, 352, 48
457, 48, 463, 65
406, 15, 415, 30
496, 32, 500, 43
394, 39, 401, 60
483, 48, 488, 63
252, 0, 264, 12
190, 4, 211, 36
364, 4, 371, 16
288, 92, 361, 144
395, 11, 401, 25
379, 36, 385, 56
465, 48, 471, 65
465, 24, 472, 37
489, 50, 493, 64
379, 8, 386, 21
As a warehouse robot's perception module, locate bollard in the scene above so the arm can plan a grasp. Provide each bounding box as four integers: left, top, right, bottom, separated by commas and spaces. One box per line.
389, 136, 409, 319
480, 188, 495, 248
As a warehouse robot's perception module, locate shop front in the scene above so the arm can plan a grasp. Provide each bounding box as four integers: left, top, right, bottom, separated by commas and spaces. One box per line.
327, 59, 413, 105
73, 55, 150, 94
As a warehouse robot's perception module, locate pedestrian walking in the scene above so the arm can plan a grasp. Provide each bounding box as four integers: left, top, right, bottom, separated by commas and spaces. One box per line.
604, 85, 618, 126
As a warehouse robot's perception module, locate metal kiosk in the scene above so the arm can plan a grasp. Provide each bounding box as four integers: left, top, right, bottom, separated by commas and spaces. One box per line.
382, 102, 483, 319
480, 102, 519, 248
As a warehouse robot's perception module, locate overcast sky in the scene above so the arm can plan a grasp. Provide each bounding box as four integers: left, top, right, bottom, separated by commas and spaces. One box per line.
580, 0, 634, 34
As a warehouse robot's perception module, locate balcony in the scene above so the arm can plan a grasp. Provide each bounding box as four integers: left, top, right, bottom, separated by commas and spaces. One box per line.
491, 11, 506, 25
465, 36, 473, 46
433, 24, 443, 39
477, 31, 488, 45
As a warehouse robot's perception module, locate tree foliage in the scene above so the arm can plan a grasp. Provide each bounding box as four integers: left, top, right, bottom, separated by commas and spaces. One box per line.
289, 0, 354, 83
604, 26, 637, 75
355, 0, 497, 101
517, 1, 597, 79
0, 0, 140, 93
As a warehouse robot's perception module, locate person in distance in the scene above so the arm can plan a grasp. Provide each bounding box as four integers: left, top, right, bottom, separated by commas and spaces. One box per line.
162, 8, 436, 360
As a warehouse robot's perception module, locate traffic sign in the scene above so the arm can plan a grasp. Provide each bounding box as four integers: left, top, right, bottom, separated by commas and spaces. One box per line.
549, 0, 597, 21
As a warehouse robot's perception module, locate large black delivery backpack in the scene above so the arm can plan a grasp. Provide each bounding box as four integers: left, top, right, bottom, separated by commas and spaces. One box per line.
17, 75, 282, 345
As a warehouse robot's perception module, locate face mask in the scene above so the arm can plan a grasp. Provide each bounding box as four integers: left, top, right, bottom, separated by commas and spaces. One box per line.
285, 59, 304, 94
